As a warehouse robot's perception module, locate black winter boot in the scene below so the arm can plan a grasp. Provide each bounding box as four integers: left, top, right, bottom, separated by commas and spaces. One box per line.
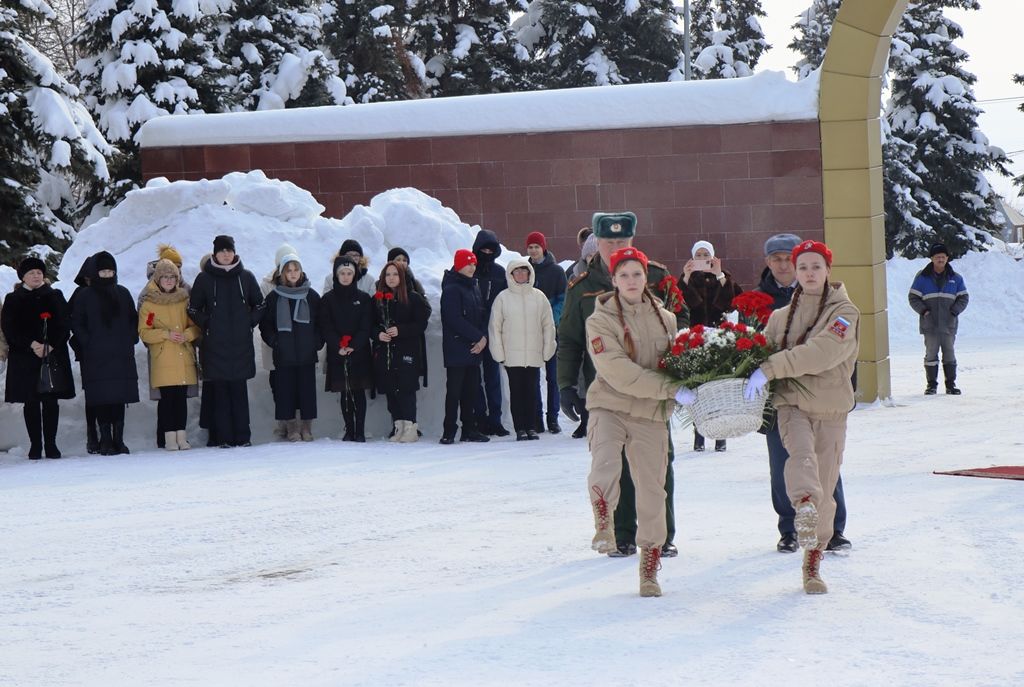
943, 363, 961, 395
546, 415, 561, 434
693, 432, 705, 452
43, 401, 61, 459
99, 422, 115, 455
924, 365, 938, 395
86, 406, 100, 454
341, 403, 355, 441
24, 403, 42, 459
113, 421, 130, 454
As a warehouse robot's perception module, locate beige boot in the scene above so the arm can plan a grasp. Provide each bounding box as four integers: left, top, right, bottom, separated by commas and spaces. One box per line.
590, 486, 615, 554
163, 431, 179, 451
399, 421, 419, 443
389, 420, 405, 443
286, 418, 302, 442
794, 495, 819, 550
639, 546, 662, 597
300, 419, 314, 442
802, 548, 828, 594
273, 420, 288, 440
175, 430, 191, 450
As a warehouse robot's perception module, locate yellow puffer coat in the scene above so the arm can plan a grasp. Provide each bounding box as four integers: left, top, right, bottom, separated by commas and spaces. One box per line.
138, 282, 201, 389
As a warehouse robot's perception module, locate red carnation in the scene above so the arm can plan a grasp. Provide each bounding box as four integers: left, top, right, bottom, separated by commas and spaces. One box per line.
691, 324, 705, 334
374, 291, 384, 300
340, 335, 352, 348
753, 333, 768, 347
735, 323, 748, 333
671, 344, 683, 356
736, 338, 754, 351
690, 335, 704, 348
39, 312, 52, 320
146, 312, 155, 327
384, 292, 394, 301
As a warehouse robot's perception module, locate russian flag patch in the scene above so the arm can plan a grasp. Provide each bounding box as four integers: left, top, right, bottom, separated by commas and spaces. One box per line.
829, 316, 850, 339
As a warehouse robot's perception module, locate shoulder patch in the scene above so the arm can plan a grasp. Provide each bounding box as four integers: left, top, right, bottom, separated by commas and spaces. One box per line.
828, 316, 851, 339
591, 336, 605, 354
648, 259, 668, 271
568, 272, 588, 288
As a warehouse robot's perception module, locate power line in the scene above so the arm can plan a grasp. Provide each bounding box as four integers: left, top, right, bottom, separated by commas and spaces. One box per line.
977, 96, 1024, 104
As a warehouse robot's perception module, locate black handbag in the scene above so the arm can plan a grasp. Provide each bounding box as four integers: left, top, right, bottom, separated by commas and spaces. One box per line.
37, 353, 70, 395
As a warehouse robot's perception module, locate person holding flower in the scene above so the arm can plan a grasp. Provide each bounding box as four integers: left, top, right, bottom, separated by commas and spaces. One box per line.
138, 259, 201, 451
585, 247, 695, 598
679, 240, 743, 453
373, 261, 431, 442
72, 251, 140, 455
2, 257, 75, 458
743, 240, 860, 595
321, 255, 373, 442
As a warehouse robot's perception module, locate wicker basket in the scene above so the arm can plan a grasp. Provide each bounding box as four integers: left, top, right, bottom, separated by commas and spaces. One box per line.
688, 378, 767, 439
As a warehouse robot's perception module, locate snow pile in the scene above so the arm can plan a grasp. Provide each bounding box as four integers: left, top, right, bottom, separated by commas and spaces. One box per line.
0, 265, 18, 297
139, 69, 820, 147
3, 172, 520, 451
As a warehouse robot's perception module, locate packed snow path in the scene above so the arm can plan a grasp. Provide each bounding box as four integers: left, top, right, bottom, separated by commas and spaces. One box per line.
2, 338, 1022, 686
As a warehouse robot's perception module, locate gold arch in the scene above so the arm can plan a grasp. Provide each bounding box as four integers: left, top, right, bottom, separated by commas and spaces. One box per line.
819, 0, 910, 401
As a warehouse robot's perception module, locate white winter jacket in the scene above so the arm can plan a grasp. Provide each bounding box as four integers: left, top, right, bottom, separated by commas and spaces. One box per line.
488, 259, 556, 369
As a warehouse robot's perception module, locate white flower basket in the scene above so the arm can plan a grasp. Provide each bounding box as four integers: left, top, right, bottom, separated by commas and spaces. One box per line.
688, 378, 767, 440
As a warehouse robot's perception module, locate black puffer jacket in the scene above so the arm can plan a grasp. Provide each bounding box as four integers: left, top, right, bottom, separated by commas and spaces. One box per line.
188, 257, 264, 381
440, 269, 486, 368
2, 284, 75, 402
259, 278, 323, 368
321, 280, 374, 392
372, 289, 431, 393
472, 229, 506, 315
71, 277, 140, 405
754, 266, 797, 311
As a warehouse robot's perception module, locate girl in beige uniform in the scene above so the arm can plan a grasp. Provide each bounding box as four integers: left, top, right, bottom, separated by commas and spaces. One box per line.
745, 240, 859, 594
585, 247, 693, 598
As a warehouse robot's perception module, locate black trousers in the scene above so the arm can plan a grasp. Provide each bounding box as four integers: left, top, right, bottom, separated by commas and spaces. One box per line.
205, 380, 250, 445
386, 390, 417, 422
157, 385, 187, 432
94, 403, 126, 425
506, 366, 539, 432
273, 364, 317, 420
23, 394, 59, 447
444, 365, 479, 436
341, 389, 366, 426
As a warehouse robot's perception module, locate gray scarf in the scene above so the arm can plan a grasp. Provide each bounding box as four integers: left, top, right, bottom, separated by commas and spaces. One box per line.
275, 283, 311, 332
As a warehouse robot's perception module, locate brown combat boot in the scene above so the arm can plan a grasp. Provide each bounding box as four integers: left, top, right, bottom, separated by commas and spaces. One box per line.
590, 486, 615, 554
802, 548, 828, 594
794, 495, 819, 550
639, 546, 662, 597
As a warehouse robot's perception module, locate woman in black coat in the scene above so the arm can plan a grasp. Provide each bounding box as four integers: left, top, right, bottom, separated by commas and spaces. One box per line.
373, 261, 431, 443
68, 256, 100, 453
2, 257, 75, 458
259, 250, 323, 442
321, 255, 373, 442
188, 235, 264, 448
71, 251, 139, 455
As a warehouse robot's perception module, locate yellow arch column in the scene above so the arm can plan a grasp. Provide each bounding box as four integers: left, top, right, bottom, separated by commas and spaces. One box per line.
818, 0, 909, 402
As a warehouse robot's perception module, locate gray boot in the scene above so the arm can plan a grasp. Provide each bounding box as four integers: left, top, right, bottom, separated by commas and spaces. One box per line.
924, 365, 938, 395
943, 363, 961, 395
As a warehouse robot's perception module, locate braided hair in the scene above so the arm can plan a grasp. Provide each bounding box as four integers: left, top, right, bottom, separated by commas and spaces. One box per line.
612, 285, 672, 361
780, 283, 831, 350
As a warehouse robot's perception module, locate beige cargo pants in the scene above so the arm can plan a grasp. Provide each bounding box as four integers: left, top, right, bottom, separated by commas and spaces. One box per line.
778, 406, 848, 550
587, 408, 668, 549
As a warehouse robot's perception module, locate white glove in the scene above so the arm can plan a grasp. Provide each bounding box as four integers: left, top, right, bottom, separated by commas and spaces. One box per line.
675, 387, 696, 405
744, 369, 769, 401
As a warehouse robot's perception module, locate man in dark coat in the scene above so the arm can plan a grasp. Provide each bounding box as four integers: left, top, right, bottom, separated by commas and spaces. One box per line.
471, 229, 509, 436
908, 242, 969, 395
188, 235, 264, 447
2, 257, 75, 458
557, 212, 689, 558
71, 251, 139, 455
755, 233, 850, 554
525, 230, 567, 434
440, 249, 490, 444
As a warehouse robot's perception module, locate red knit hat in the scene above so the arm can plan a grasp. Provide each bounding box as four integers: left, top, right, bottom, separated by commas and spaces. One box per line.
792, 240, 833, 267
526, 231, 547, 251
609, 247, 648, 275
454, 249, 477, 272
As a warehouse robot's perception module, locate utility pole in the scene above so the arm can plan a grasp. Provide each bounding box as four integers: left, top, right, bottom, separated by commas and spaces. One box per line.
683, 0, 692, 80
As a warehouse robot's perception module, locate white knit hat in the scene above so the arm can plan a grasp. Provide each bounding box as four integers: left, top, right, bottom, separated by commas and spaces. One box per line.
691, 240, 715, 258
275, 243, 298, 267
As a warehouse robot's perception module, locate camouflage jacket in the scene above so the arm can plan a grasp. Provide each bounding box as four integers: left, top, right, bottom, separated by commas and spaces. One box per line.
556, 253, 689, 392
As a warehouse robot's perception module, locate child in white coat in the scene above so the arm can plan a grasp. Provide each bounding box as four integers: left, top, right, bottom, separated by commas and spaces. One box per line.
488, 258, 556, 440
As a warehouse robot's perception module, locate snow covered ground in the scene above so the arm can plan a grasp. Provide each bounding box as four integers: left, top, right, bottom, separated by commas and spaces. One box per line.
2, 335, 1023, 686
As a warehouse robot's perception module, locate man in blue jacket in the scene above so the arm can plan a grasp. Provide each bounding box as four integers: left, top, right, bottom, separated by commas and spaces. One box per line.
908, 242, 969, 395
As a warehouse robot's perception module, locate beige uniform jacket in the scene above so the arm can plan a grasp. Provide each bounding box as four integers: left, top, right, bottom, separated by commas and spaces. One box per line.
138, 282, 201, 389
488, 259, 556, 368
761, 283, 860, 420
584, 292, 679, 422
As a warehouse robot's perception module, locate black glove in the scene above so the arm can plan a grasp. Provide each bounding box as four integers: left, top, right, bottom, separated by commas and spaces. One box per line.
559, 387, 583, 423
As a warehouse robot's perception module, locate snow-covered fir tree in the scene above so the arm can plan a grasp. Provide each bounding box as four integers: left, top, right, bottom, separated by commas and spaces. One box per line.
1, 0, 110, 266
518, 0, 685, 89
408, 0, 532, 96
883, 0, 1010, 257
216, 0, 348, 111
321, 0, 420, 103
689, 0, 769, 79
788, 0, 840, 79
74, 0, 229, 203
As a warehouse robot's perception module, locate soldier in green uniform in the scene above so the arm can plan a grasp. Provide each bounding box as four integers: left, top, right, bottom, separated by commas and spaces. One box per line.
557, 211, 689, 558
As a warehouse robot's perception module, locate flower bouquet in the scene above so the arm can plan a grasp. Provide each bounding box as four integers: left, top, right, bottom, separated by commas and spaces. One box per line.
660, 291, 776, 439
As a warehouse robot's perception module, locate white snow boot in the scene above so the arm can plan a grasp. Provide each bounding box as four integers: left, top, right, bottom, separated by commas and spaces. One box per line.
175, 430, 191, 450
163, 431, 179, 451
399, 421, 419, 443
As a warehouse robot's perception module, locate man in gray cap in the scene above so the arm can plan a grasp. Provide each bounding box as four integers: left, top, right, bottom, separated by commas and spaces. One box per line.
755, 233, 850, 554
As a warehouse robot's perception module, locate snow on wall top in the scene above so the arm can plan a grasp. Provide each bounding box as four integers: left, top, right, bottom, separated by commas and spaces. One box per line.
138, 69, 820, 148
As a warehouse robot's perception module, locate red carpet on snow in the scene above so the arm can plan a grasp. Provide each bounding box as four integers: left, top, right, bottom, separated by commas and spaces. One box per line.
934, 466, 1024, 481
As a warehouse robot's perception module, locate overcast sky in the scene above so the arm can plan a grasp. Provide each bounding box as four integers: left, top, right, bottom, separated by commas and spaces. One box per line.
753, 0, 1023, 204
